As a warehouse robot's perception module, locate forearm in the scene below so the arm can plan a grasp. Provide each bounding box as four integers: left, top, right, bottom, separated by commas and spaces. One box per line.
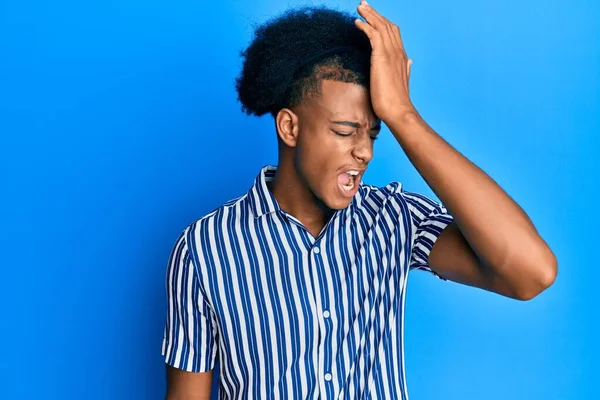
387, 110, 556, 284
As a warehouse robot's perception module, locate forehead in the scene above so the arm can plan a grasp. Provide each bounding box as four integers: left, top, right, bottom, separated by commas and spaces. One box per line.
313, 80, 377, 121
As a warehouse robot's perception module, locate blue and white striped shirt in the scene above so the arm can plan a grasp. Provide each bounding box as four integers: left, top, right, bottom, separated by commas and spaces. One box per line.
162, 165, 454, 399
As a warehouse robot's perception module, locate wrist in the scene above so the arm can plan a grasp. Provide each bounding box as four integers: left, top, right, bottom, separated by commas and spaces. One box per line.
385, 107, 423, 135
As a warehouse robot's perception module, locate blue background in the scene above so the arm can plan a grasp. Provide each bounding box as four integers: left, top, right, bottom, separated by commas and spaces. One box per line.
1, 0, 597, 398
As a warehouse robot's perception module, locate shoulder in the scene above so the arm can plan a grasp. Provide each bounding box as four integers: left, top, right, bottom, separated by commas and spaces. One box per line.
201, 193, 248, 223
358, 180, 407, 205
358, 180, 446, 225
180, 193, 249, 244
354, 181, 411, 222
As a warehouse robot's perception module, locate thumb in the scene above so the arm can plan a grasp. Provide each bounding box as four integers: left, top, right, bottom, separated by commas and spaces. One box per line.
407, 59, 412, 92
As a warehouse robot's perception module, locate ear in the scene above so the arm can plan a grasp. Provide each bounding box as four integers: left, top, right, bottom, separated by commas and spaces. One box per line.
275, 108, 300, 147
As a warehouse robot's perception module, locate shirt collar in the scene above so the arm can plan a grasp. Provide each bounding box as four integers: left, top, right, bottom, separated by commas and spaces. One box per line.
247, 164, 364, 218
248, 165, 281, 218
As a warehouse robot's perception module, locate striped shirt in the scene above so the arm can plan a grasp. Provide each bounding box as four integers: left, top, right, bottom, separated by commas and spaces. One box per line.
162, 164, 454, 399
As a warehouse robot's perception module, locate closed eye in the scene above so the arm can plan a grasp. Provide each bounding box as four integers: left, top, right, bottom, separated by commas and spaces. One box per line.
332, 130, 353, 137
332, 130, 379, 141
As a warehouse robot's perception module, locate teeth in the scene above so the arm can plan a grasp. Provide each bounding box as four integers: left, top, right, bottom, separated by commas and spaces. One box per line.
347, 170, 360, 176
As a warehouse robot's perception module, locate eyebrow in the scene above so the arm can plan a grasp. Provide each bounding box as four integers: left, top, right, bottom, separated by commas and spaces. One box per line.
330, 120, 381, 131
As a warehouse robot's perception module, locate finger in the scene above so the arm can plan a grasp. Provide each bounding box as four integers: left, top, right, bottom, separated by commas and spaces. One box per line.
391, 23, 405, 54
359, 1, 391, 28
354, 18, 382, 46
357, 4, 394, 53
360, 2, 406, 55
407, 59, 412, 93
362, 1, 399, 44
357, 2, 387, 31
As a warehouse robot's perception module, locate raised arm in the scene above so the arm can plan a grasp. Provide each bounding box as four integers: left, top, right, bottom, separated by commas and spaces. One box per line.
354, 1, 557, 300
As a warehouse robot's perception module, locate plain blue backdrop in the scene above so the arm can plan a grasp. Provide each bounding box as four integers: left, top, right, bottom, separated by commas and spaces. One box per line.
1, 0, 598, 399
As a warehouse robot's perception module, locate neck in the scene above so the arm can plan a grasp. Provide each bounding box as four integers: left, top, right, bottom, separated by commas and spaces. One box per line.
268, 155, 333, 234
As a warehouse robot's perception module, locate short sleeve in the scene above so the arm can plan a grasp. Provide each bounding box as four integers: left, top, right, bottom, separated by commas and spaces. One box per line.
161, 228, 218, 372
402, 190, 455, 280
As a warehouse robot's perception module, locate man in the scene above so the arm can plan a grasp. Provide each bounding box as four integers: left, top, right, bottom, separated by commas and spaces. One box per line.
161, 2, 557, 399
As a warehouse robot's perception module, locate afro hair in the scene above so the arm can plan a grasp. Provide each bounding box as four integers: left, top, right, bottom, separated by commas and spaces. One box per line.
235, 6, 372, 118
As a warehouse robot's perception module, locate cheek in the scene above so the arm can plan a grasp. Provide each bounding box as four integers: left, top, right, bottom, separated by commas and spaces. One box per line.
298, 136, 348, 192
299, 133, 343, 171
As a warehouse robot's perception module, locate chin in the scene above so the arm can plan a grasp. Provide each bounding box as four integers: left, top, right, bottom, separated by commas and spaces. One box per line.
321, 193, 354, 211
311, 178, 359, 211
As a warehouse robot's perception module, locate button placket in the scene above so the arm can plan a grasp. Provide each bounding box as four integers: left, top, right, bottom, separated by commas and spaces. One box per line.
310, 241, 335, 388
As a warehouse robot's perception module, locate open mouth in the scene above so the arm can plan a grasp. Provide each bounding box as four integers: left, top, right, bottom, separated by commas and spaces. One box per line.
338, 170, 361, 193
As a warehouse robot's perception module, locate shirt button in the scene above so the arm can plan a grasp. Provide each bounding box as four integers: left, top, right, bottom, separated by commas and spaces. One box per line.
323, 310, 330, 318
324, 373, 332, 381
312, 247, 320, 254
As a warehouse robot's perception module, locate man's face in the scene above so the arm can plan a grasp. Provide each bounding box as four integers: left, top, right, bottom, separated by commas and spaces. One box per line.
293, 79, 381, 210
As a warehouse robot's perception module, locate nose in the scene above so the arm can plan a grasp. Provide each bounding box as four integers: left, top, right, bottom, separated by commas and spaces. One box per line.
351, 133, 374, 165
